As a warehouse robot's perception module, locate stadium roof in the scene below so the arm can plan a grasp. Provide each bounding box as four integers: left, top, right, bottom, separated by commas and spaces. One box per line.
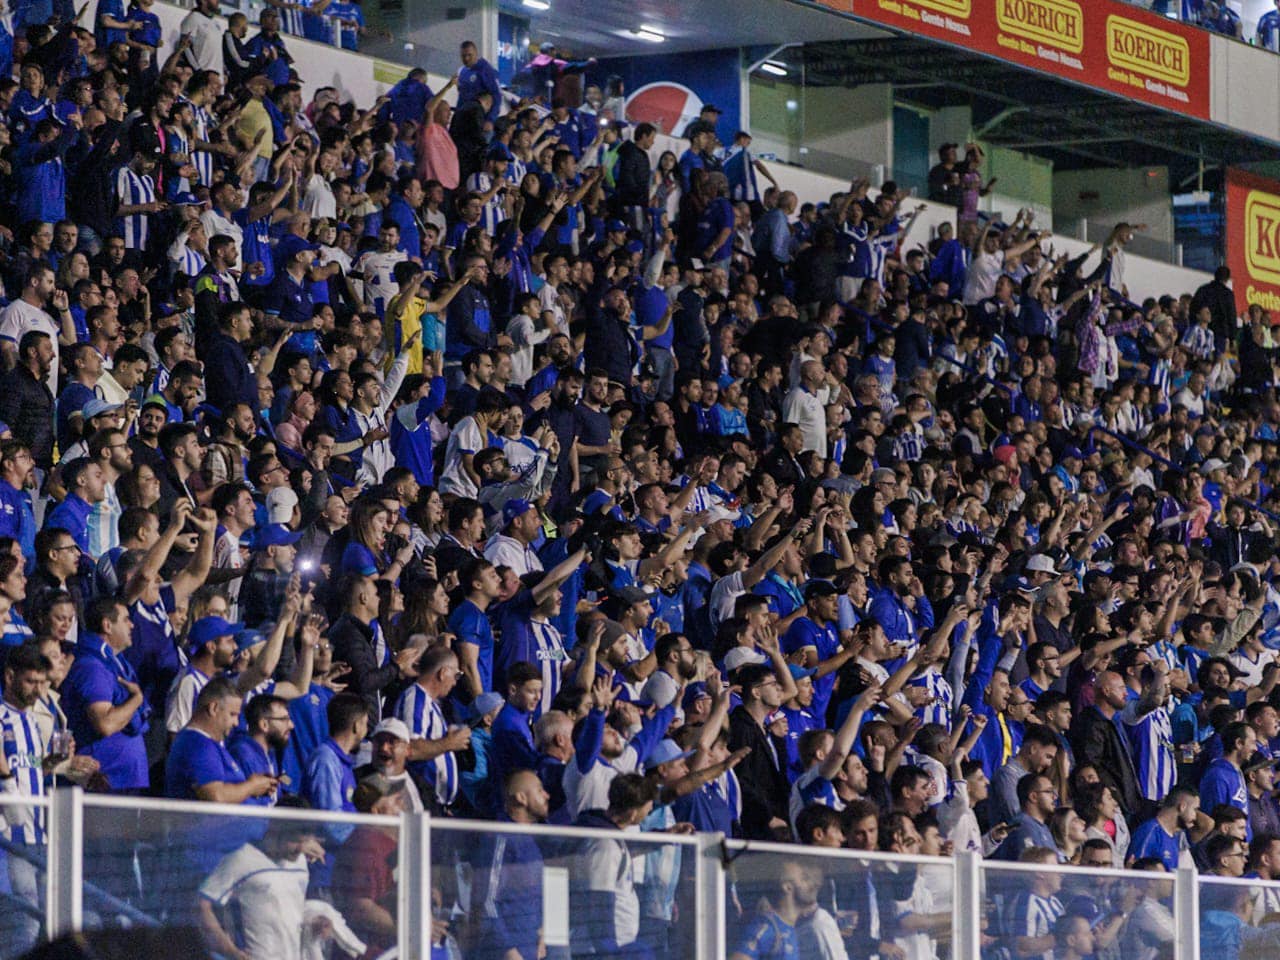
789, 36, 1277, 179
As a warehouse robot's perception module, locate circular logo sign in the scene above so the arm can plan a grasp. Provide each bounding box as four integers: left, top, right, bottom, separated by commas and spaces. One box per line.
624, 82, 704, 138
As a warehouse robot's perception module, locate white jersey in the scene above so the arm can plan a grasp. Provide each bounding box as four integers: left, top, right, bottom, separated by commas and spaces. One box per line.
199, 843, 310, 960
166, 664, 211, 734
356, 249, 407, 318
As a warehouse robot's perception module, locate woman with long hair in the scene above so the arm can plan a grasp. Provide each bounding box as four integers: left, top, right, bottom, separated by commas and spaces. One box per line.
30, 590, 76, 646
117, 463, 163, 512
394, 577, 451, 649
408, 486, 446, 553
651, 149, 680, 225
1076, 780, 1130, 868
341, 498, 391, 577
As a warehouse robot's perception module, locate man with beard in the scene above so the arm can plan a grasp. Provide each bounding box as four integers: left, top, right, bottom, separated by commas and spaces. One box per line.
228, 693, 293, 807
239, 523, 302, 629
129, 397, 171, 469
157, 360, 204, 425
539, 365, 583, 500
526, 332, 577, 398
641, 632, 698, 713
206, 402, 255, 485
868, 555, 934, 665
356, 718, 427, 813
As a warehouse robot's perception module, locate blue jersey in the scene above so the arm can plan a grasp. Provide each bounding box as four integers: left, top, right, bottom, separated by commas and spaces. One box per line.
1201, 757, 1251, 840
165, 728, 246, 800
449, 599, 496, 693
781, 617, 839, 720
0, 701, 46, 843
778, 705, 823, 781
227, 730, 279, 807
734, 912, 800, 960
494, 590, 566, 717
1128, 817, 1184, 872
114, 165, 156, 250
724, 145, 761, 203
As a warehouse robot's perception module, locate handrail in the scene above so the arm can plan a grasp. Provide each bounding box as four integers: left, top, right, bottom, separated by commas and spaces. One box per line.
81, 791, 396, 826
0, 834, 159, 928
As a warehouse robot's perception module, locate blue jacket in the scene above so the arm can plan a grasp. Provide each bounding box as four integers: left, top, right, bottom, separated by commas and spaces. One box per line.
491, 703, 538, 808
46, 493, 93, 554
0, 477, 36, 563
445, 285, 494, 361
15, 124, 77, 223
389, 377, 446, 485
471, 816, 543, 957
867, 586, 934, 668
204, 331, 257, 413
457, 58, 501, 122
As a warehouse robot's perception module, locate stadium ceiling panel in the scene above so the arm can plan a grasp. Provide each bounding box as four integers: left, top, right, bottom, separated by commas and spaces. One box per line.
792, 38, 1279, 179
494, 0, 887, 54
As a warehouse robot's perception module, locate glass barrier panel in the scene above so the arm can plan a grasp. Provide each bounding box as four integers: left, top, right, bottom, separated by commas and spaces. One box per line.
981, 858, 1179, 960
80, 798, 400, 960
430, 818, 699, 960
1199, 875, 1280, 960
0, 795, 49, 960
721, 842, 953, 960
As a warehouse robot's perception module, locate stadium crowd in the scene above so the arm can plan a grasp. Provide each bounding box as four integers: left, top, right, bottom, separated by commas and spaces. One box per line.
0, 4, 1279, 960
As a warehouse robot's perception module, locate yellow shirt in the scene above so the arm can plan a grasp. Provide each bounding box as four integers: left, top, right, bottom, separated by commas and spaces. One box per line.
236, 98, 273, 162
386, 296, 426, 376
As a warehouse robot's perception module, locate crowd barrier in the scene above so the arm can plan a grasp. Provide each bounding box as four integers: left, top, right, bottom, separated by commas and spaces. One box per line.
0, 789, 1235, 960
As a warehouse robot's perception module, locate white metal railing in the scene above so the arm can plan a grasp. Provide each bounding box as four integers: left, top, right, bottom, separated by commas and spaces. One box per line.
0, 789, 1265, 960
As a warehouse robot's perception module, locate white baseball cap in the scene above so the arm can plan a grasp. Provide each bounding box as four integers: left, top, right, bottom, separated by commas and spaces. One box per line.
372, 718, 411, 742
266, 486, 299, 524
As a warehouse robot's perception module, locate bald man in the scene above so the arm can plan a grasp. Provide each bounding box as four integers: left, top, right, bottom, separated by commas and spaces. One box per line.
471, 769, 549, 959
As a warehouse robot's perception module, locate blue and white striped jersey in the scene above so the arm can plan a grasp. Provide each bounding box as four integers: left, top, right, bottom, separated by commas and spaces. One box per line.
394, 683, 457, 807
1120, 700, 1176, 803
115, 165, 157, 250
464, 171, 509, 237
0, 701, 46, 844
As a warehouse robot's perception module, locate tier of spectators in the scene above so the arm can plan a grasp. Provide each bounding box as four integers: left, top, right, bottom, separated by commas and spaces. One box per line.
1, 6, 1280, 960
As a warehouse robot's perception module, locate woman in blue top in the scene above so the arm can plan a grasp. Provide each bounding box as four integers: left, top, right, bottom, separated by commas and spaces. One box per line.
339, 498, 392, 578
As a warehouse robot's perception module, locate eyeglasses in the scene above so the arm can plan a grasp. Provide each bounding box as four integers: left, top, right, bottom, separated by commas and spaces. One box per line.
52, 544, 80, 554
265, 715, 291, 724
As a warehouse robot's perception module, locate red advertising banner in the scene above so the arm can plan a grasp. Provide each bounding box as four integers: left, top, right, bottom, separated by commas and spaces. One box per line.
816, 0, 1210, 120
1225, 168, 1280, 315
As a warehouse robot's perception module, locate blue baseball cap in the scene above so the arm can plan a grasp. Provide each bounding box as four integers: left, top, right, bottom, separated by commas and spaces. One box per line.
81, 398, 123, 420
485, 142, 514, 162
256, 523, 302, 549
172, 192, 204, 206
682, 681, 711, 711
606, 219, 627, 233
502, 498, 536, 528
471, 691, 505, 722
188, 616, 243, 651
625, 240, 645, 254
787, 664, 817, 680
645, 739, 694, 771
1061, 446, 1083, 461
276, 234, 319, 262
234, 629, 266, 652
